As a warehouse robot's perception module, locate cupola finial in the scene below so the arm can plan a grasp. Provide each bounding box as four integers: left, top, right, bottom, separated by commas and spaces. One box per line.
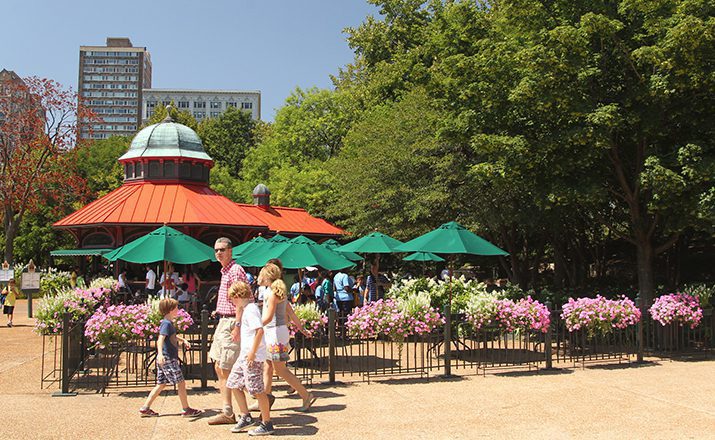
162, 104, 175, 123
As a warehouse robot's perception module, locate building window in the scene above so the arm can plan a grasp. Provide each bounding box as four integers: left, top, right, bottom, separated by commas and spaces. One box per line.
227, 102, 237, 108
148, 161, 161, 178
191, 164, 204, 180
241, 102, 253, 110
210, 112, 220, 118
135, 162, 143, 178
179, 163, 191, 179
194, 101, 206, 108
162, 100, 171, 106
164, 161, 176, 178
125, 163, 134, 179
178, 101, 189, 108
193, 111, 205, 119
210, 101, 221, 109
147, 101, 157, 108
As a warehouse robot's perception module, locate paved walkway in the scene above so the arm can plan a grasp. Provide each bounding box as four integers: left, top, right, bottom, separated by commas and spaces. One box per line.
2, 300, 714, 439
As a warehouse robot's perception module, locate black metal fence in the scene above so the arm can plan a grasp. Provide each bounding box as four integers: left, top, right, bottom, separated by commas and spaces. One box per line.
643, 307, 714, 355
43, 303, 715, 393
290, 314, 445, 384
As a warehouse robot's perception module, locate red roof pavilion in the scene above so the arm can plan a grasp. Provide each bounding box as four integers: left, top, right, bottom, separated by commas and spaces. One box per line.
53, 113, 344, 252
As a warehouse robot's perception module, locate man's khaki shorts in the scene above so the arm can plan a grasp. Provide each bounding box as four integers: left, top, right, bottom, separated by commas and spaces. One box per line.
209, 317, 241, 370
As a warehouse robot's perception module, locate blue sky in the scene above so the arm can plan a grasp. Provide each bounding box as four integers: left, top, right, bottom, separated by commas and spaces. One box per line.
0, 0, 378, 121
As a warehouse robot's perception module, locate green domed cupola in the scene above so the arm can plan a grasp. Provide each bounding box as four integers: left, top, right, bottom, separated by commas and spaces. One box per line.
119, 108, 213, 184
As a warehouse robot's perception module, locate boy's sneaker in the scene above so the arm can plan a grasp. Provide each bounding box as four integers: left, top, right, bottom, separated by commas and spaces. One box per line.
248, 421, 275, 436
181, 407, 203, 417
230, 414, 258, 433
139, 408, 159, 417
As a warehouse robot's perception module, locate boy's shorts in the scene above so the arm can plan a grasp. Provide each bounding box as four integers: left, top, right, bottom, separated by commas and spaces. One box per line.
157, 358, 184, 385
226, 358, 265, 395
3, 305, 14, 315
209, 317, 241, 370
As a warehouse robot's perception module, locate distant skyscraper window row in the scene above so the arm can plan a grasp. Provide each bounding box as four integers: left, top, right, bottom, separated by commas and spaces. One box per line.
78, 37, 261, 139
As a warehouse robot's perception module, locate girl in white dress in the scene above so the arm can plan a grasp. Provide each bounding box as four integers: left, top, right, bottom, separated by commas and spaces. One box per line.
259, 263, 316, 412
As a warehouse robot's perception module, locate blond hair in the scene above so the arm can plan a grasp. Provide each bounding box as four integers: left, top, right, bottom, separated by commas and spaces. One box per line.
159, 298, 178, 316
228, 281, 252, 299
259, 263, 287, 300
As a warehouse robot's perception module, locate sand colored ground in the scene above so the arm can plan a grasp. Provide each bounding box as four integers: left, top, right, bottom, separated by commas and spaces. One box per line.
1, 300, 713, 440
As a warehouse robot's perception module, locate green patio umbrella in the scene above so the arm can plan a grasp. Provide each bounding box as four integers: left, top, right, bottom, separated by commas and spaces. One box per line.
395, 222, 508, 256
322, 239, 364, 262
395, 222, 508, 304
403, 251, 445, 262
335, 232, 404, 254
240, 235, 355, 270
232, 236, 268, 259
103, 225, 216, 264
232, 234, 293, 266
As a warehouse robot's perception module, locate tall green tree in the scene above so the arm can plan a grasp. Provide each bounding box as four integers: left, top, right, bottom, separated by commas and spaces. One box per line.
238, 87, 360, 214
338, 0, 715, 298
197, 106, 256, 177
72, 136, 128, 197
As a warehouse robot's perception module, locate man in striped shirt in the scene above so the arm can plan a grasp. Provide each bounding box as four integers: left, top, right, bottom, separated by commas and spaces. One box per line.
207, 237, 249, 426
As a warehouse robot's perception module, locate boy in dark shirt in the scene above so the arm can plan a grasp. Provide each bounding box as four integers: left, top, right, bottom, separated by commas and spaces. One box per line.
139, 298, 202, 417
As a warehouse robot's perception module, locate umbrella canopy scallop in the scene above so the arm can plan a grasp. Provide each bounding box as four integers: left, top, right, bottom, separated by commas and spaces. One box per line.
403, 251, 445, 262
395, 221, 508, 256
322, 239, 364, 262
103, 225, 216, 264
335, 232, 404, 254
232, 236, 268, 258
240, 235, 356, 270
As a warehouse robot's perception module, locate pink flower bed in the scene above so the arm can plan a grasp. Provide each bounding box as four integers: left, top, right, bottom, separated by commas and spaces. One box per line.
289, 315, 329, 337
495, 297, 551, 333
561, 295, 641, 336
649, 293, 703, 329
84, 304, 193, 348
346, 299, 444, 341
466, 296, 550, 333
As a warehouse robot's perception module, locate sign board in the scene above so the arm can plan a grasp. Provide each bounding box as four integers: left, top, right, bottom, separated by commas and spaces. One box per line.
22, 272, 41, 289
0, 269, 14, 282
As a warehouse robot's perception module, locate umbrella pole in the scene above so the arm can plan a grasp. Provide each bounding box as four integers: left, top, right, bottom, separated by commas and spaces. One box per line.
163, 260, 168, 299
449, 259, 454, 305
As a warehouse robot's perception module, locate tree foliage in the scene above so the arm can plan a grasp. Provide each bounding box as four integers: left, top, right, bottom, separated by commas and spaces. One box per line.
0, 77, 91, 263
197, 106, 256, 177
72, 136, 127, 197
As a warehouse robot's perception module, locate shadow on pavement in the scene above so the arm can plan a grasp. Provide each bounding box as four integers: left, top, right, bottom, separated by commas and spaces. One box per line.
586, 361, 658, 371
272, 413, 319, 436
377, 375, 467, 385
495, 368, 574, 377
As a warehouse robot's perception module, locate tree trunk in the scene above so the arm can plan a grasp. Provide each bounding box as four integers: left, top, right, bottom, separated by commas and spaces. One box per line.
635, 239, 655, 306
3, 208, 20, 265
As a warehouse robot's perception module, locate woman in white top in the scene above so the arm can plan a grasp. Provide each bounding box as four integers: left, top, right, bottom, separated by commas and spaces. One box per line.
259, 263, 316, 412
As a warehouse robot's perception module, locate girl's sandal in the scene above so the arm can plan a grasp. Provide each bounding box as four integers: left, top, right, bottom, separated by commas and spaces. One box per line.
297, 393, 317, 412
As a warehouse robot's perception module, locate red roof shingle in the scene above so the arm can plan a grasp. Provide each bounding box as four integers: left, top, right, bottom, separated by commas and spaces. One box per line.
54, 182, 345, 237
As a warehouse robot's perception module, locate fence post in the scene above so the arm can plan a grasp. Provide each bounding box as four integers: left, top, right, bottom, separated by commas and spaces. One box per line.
442, 304, 453, 378
636, 295, 644, 363
328, 308, 336, 384
545, 301, 553, 370
200, 307, 209, 389
52, 313, 77, 397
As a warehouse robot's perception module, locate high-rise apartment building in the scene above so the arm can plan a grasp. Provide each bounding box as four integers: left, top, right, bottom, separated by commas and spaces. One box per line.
78, 37, 151, 139
142, 89, 261, 123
